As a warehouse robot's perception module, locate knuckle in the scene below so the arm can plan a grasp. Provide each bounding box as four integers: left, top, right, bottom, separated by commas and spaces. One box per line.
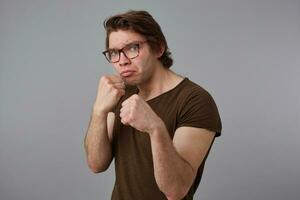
111, 88, 118, 95
122, 116, 129, 124
121, 118, 126, 124
120, 90, 125, 96
114, 89, 124, 98
101, 76, 110, 84
127, 115, 132, 122
108, 84, 114, 90
132, 98, 138, 106
132, 94, 139, 99
128, 112, 135, 121
100, 76, 107, 82
132, 101, 137, 108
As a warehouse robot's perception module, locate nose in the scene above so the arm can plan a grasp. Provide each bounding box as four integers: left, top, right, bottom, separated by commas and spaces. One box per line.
119, 51, 130, 66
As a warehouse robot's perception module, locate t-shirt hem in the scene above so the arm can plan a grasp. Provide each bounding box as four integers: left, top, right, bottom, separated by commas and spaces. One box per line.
176, 124, 221, 137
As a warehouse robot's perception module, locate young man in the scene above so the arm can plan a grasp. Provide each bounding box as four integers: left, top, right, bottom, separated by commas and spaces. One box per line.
84, 10, 222, 200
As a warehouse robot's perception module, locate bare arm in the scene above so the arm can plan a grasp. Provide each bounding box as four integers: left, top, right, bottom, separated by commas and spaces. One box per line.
84, 75, 125, 173
84, 111, 115, 173
150, 125, 215, 200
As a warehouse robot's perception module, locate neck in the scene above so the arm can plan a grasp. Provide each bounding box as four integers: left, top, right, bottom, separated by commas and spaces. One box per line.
137, 64, 183, 101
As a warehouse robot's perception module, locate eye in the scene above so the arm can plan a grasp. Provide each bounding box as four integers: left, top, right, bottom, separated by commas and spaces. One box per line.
109, 50, 118, 58
128, 44, 139, 52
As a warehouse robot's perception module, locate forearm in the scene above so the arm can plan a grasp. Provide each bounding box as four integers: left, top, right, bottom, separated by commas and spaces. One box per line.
149, 125, 195, 199
84, 111, 112, 173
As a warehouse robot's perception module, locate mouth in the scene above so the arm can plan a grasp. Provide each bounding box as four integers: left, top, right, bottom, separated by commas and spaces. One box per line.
120, 70, 136, 78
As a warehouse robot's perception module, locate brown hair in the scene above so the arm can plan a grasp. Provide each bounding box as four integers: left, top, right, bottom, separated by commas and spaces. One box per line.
103, 10, 173, 68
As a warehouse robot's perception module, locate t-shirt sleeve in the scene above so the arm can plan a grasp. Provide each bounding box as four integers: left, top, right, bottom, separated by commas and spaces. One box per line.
177, 88, 222, 137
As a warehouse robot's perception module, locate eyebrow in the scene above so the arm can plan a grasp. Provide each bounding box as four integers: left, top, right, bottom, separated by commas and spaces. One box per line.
108, 41, 140, 51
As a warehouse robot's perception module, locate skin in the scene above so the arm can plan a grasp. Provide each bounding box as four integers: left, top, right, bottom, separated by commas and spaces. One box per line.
84, 30, 216, 200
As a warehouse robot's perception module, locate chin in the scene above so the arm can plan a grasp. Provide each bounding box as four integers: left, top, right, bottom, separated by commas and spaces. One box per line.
123, 73, 147, 87
123, 78, 139, 87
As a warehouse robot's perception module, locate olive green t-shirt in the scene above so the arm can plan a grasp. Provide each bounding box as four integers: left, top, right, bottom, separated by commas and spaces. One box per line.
111, 78, 222, 200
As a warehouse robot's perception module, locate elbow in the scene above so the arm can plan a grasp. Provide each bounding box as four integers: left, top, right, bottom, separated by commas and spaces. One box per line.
87, 159, 110, 173
165, 189, 188, 200
162, 183, 190, 200
88, 164, 107, 173
85, 150, 113, 173
164, 178, 193, 200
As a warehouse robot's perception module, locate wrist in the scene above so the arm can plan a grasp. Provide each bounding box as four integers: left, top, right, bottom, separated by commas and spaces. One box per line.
149, 119, 167, 137
92, 105, 109, 118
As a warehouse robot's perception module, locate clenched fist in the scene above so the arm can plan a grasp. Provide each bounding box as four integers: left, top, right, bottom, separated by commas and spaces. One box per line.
94, 75, 125, 115
120, 94, 164, 134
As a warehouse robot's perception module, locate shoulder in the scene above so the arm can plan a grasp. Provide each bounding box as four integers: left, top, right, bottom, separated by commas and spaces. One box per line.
176, 78, 222, 136
177, 78, 214, 105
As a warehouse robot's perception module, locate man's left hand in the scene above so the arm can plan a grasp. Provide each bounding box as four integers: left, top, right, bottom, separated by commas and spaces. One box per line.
120, 94, 163, 133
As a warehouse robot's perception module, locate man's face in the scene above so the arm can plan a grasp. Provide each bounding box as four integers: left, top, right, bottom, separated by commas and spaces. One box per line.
108, 30, 159, 86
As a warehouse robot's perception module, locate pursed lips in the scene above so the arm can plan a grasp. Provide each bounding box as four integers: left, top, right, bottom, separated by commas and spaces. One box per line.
120, 70, 136, 77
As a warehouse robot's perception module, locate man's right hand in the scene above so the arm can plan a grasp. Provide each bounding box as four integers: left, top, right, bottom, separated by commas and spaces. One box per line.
93, 75, 125, 115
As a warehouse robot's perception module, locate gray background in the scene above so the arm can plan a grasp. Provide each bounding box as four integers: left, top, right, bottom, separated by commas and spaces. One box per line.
1, 0, 299, 200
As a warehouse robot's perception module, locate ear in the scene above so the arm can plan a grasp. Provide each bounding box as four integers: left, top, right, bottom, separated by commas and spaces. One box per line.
156, 43, 165, 58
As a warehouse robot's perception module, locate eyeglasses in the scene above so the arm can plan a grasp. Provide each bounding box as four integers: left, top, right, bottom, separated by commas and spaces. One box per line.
102, 41, 147, 63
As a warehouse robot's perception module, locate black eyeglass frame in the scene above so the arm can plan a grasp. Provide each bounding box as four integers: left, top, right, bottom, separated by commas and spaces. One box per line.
102, 40, 147, 63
